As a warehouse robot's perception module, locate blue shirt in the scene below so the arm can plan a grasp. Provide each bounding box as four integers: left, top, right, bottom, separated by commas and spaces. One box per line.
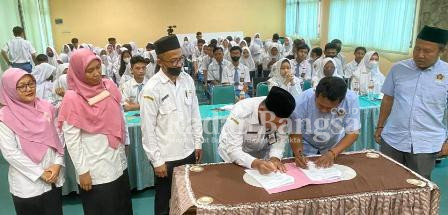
290, 89, 361, 155
381, 59, 448, 153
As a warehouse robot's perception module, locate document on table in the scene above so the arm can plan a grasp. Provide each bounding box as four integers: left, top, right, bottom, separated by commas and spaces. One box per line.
299, 162, 342, 181
244, 169, 295, 190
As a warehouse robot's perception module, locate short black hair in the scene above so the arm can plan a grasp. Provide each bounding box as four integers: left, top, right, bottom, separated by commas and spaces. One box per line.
213, 46, 224, 53
196, 32, 202, 36
210, 39, 218, 47
316, 77, 347, 102
197, 39, 205, 45
244, 37, 251, 45
230, 46, 242, 53
331, 39, 342, 45
13, 26, 24, 36
311, 47, 323, 57
130, 55, 147, 68
354, 46, 367, 54
122, 44, 132, 52
68, 43, 74, 51
146, 42, 155, 50
324, 42, 338, 51
226, 36, 233, 41
71, 38, 78, 44
36, 54, 48, 63
272, 33, 280, 40
296, 43, 310, 52
108, 37, 116, 42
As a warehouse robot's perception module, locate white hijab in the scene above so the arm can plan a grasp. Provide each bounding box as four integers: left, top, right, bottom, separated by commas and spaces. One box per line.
351, 51, 385, 93
253, 33, 263, 48
129, 42, 138, 56
240, 47, 256, 71
313, 57, 338, 87
267, 43, 282, 61
46, 46, 60, 67
283, 37, 293, 56
32, 63, 55, 84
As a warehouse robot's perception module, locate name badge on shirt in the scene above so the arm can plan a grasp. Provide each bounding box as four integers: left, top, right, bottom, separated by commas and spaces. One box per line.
161, 94, 169, 102
436, 74, 445, 83
267, 132, 278, 145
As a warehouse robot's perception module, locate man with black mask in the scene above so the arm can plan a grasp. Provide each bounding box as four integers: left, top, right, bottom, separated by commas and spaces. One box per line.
140, 34, 204, 215
227, 46, 251, 97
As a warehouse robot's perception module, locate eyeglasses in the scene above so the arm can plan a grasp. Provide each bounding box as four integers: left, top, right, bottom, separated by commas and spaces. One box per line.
162, 56, 185, 66
16, 82, 36, 92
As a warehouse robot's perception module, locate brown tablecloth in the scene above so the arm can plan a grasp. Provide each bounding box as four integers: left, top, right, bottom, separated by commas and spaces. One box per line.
170, 151, 440, 215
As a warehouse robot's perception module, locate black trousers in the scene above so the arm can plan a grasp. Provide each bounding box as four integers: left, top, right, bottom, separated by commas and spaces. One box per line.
78, 170, 133, 215
12, 185, 62, 215
154, 152, 196, 215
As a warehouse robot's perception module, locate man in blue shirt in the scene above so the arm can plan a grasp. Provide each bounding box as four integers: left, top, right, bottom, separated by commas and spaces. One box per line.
375, 25, 448, 179
290, 77, 360, 168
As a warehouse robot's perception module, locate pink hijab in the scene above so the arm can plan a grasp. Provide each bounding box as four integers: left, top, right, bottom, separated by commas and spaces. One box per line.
58, 48, 124, 149
0, 68, 64, 164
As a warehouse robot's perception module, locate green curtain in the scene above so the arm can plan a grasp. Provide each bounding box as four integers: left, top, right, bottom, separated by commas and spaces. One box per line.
0, 0, 21, 72
20, 0, 54, 54
285, 0, 319, 40
328, 0, 416, 53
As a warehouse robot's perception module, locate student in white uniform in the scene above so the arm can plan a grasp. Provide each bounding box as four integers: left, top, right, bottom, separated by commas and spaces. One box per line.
58, 49, 133, 215
207, 46, 233, 85
267, 58, 302, 97
315, 43, 344, 78
140, 35, 204, 215
291, 43, 312, 80
120, 55, 148, 111
227, 46, 251, 97
1, 26, 37, 73
46, 46, 61, 67
282, 37, 293, 57
31, 63, 56, 103
117, 49, 133, 85
312, 57, 340, 88
331, 39, 346, 67
343, 47, 366, 84
350, 51, 385, 94
262, 43, 282, 71
240, 47, 256, 72
0, 68, 65, 215
218, 86, 295, 174
192, 39, 206, 77
53, 63, 69, 108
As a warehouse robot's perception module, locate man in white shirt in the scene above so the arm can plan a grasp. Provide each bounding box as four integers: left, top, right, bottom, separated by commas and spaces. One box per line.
207, 46, 233, 85
140, 35, 204, 215
344, 47, 367, 83
291, 43, 312, 81
227, 46, 251, 97
1, 26, 37, 73
219, 86, 295, 174
192, 39, 206, 77
120, 55, 148, 111
331, 39, 346, 67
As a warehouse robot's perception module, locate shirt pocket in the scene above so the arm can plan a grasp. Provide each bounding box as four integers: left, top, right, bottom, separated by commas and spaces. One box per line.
422, 82, 447, 107
159, 99, 176, 115
184, 90, 194, 106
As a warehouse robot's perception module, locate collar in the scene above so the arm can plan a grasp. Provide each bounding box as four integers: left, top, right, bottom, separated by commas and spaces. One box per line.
411, 59, 439, 72
131, 77, 146, 86
159, 70, 183, 84
249, 98, 264, 125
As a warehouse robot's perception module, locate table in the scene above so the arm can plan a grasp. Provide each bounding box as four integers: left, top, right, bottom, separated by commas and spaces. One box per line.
61, 96, 381, 194
170, 151, 440, 215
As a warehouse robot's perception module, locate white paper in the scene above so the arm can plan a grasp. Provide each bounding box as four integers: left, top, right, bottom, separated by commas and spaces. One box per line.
218, 104, 234, 111
299, 162, 342, 181
244, 169, 294, 190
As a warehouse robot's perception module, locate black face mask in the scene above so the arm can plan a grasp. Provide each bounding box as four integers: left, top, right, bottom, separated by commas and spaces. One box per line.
166, 67, 182, 76
231, 56, 241, 62
47, 52, 54, 57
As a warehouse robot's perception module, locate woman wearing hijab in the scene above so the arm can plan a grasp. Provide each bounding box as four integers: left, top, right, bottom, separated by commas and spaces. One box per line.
240, 47, 256, 72
53, 63, 69, 108
112, 49, 132, 85
58, 49, 132, 215
262, 43, 281, 71
59, 44, 71, 64
0, 68, 65, 215
46, 46, 61, 67
31, 63, 56, 103
312, 57, 340, 88
239, 40, 248, 48
267, 58, 302, 97
282, 37, 293, 57
350, 51, 385, 94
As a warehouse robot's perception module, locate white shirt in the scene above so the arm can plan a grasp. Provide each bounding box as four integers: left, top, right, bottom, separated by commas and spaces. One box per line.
2, 37, 36, 63
140, 71, 204, 167
0, 123, 65, 198
207, 59, 233, 83
344, 60, 360, 79
62, 122, 128, 185
267, 76, 302, 97
218, 97, 287, 168
200, 55, 213, 74
120, 78, 147, 105
226, 63, 251, 89
291, 59, 312, 80
36, 81, 54, 104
